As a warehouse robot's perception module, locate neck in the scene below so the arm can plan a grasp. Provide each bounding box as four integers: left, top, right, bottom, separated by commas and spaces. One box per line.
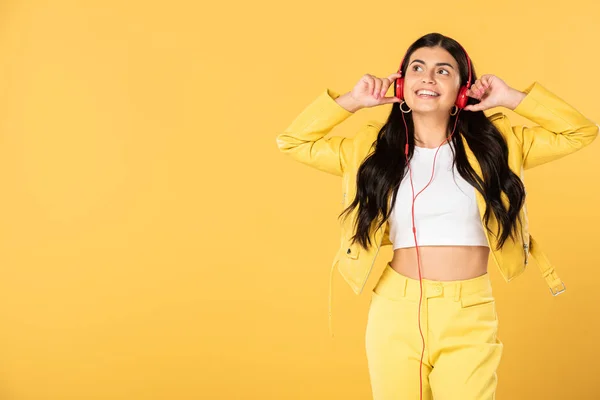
411, 111, 451, 148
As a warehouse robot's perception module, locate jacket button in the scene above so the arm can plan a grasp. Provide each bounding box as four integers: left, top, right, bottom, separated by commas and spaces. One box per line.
347, 248, 351, 254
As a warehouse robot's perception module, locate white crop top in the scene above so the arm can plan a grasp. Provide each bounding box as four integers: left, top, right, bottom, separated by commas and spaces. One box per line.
388, 141, 489, 250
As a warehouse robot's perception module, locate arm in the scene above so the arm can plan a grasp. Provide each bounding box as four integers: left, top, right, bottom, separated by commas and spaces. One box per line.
509, 82, 598, 170
275, 89, 361, 177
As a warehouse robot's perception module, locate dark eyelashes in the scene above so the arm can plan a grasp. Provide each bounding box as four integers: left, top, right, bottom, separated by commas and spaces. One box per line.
412, 65, 449, 75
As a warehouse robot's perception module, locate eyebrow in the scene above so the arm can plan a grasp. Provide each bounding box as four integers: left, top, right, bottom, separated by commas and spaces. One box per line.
409, 59, 455, 69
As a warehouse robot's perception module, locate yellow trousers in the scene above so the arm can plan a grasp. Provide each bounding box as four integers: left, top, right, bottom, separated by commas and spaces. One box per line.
365, 262, 503, 400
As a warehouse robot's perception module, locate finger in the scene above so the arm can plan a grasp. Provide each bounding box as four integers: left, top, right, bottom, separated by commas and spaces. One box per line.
380, 96, 402, 104
379, 84, 389, 98
474, 83, 486, 97
365, 75, 375, 96
387, 72, 402, 81
469, 80, 483, 95
480, 77, 489, 88
383, 72, 402, 97
479, 86, 487, 97
482, 76, 493, 92
474, 80, 485, 93
464, 103, 484, 112
380, 75, 397, 97
373, 79, 382, 98
466, 87, 481, 99
482, 78, 492, 90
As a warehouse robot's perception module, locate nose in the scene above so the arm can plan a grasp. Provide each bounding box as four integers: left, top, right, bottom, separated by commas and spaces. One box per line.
422, 69, 437, 84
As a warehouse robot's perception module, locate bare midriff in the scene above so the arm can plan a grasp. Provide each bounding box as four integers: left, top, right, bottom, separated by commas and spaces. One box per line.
389, 245, 490, 281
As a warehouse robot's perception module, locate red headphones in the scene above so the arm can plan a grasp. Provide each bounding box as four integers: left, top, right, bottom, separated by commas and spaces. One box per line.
394, 44, 473, 109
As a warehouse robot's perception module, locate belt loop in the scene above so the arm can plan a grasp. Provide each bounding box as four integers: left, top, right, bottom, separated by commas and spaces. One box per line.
454, 282, 462, 302
401, 276, 408, 297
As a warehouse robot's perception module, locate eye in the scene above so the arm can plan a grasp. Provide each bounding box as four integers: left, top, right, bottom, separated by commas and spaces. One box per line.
438, 69, 449, 75
412, 65, 423, 72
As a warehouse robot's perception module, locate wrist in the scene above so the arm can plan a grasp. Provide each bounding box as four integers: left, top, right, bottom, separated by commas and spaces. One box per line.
504, 89, 527, 110
335, 92, 363, 113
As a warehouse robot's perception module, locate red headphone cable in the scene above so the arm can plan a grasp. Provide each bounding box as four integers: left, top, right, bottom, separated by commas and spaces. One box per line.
401, 110, 461, 400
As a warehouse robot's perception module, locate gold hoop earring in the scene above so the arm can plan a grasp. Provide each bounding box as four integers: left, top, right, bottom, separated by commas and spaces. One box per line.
399, 101, 412, 114
450, 105, 459, 116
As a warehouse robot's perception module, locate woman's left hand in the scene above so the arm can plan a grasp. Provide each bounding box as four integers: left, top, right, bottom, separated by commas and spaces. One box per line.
463, 74, 525, 112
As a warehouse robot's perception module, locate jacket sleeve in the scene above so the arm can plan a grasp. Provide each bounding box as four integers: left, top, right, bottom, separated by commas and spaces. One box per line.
275, 88, 358, 177
510, 82, 598, 170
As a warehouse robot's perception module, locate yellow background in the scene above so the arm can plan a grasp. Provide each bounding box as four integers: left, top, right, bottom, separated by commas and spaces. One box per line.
0, 0, 598, 399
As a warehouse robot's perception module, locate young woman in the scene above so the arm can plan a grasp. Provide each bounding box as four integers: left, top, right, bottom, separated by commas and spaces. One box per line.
276, 32, 598, 399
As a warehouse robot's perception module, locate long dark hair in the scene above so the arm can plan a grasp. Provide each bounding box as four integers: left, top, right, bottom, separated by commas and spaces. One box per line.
339, 32, 525, 252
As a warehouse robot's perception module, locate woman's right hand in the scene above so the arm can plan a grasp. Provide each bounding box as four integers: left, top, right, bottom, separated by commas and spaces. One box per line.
336, 73, 403, 112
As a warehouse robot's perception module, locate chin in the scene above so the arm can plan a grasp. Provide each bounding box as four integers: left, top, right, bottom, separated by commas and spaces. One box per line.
410, 105, 443, 114
409, 100, 452, 114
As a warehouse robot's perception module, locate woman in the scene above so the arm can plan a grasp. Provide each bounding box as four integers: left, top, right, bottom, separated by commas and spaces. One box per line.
275, 32, 598, 399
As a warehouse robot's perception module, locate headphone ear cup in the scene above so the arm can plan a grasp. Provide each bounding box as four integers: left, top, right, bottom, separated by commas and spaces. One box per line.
455, 85, 468, 109
396, 77, 405, 100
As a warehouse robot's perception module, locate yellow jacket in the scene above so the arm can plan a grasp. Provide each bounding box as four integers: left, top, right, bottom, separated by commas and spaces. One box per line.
276, 82, 598, 335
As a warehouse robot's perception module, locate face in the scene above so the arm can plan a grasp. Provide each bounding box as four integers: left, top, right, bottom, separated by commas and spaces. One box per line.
403, 46, 461, 114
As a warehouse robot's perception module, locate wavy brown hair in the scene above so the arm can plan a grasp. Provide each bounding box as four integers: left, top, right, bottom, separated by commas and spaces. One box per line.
340, 32, 526, 252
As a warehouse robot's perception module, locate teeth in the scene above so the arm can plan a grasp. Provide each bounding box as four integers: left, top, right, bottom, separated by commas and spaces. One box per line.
417, 90, 439, 96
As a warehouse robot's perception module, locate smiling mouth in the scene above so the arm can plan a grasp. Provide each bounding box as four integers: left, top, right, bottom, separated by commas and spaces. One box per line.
415, 89, 440, 98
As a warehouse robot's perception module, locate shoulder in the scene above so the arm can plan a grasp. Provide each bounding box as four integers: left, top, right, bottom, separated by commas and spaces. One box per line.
486, 111, 522, 146
353, 120, 383, 146
344, 120, 383, 168
487, 111, 505, 123
486, 111, 510, 135
358, 120, 384, 148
